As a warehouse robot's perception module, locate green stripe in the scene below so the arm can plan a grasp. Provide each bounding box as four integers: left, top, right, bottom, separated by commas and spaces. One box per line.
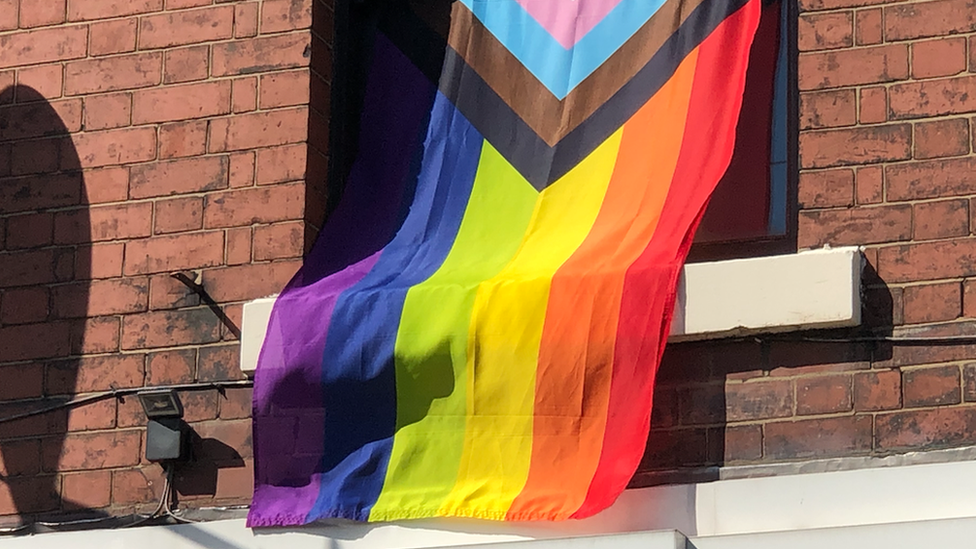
368, 141, 539, 520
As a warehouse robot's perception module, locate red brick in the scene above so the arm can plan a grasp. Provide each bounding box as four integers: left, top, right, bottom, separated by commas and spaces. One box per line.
798, 12, 852, 52
0, 249, 56, 288
724, 380, 792, 422
765, 416, 872, 460
855, 8, 882, 45
54, 202, 153, 243
124, 231, 225, 275
215, 459, 254, 500
232, 77, 257, 113
800, 0, 885, 11
5, 212, 53, 250
903, 365, 961, 407
47, 354, 144, 394
800, 89, 855, 130
9, 137, 59, 176
203, 183, 304, 228
84, 92, 131, 132
211, 33, 310, 77
180, 390, 220, 422
858, 86, 886, 124
0, 286, 48, 325
89, 17, 138, 56
66, 398, 117, 431
885, 0, 976, 41
890, 76, 976, 120
192, 418, 252, 458
64, 53, 162, 95
719, 424, 762, 462
163, 45, 209, 84
879, 240, 976, 283
130, 156, 229, 199
259, 69, 310, 109
0, 476, 60, 514
132, 80, 231, 125
0, 363, 43, 400
799, 44, 908, 91
209, 107, 308, 152
18, 0, 66, 27
915, 199, 969, 240
887, 157, 976, 201
158, 119, 208, 159
200, 260, 300, 302
0, 0, 16, 31
139, 6, 234, 49
795, 375, 852, 415
75, 242, 124, 280
51, 277, 148, 318
44, 431, 142, 471
876, 407, 976, 451
198, 344, 244, 381
70, 126, 156, 168
229, 151, 255, 187
0, 99, 82, 141
234, 2, 259, 37
111, 467, 165, 506
964, 363, 976, 401
0, 439, 41, 476
799, 169, 854, 209
256, 143, 306, 184
221, 302, 243, 340
148, 273, 200, 310
148, 349, 196, 384
911, 37, 966, 80
261, 0, 312, 33
798, 204, 912, 248
0, 26, 87, 69
62, 471, 111, 510
219, 387, 253, 419
226, 227, 252, 264
68, 0, 162, 21
166, 0, 210, 7
155, 196, 204, 234
252, 221, 304, 261
83, 166, 128, 204
0, 174, 80, 218
16, 64, 63, 100
122, 308, 222, 349
800, 124, 911, 169
71, 315, 122, 354
903, 281, 962, 324
853, 369, 900, 411
915, 118, 970, 160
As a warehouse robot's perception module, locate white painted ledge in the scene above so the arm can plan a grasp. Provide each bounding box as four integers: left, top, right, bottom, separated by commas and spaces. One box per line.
240, 247, 862, 374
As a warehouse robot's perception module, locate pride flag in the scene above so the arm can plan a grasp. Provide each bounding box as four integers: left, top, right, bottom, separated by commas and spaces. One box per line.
250, 0, 761, 526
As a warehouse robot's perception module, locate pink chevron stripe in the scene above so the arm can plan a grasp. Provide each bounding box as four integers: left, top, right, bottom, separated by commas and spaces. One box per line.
515, 0, 625, 48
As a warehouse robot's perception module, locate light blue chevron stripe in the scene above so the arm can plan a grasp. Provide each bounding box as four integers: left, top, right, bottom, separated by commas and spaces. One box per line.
462, 0, 667, 99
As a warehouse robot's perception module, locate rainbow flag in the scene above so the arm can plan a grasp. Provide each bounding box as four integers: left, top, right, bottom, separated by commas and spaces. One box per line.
250, 0, 760, 526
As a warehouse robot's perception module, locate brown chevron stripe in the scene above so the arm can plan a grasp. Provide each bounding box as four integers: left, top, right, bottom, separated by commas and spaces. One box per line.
447, 0, 708, 146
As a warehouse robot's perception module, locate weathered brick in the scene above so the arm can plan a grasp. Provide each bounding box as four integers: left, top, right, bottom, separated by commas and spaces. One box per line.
231, 77, 257, 113
887, 157, 976, 200
725, 380, 793, 422
132, 81, 231, 125
75, 242, 124, 280
226, 227, 252, 265
259, 70, 310, 109
800, 124, 911, 168
197, 344, 244, 381
158, 119, 208, 159
964, 363, 976, 401
800, 89, 855, 130
798, 204, 912, 248
854, 369, 901, 411
66, 398, 117, 432
799, 44, 908, 91
200, 260, 300, 301
84, 92, 132, 131
0, 173, 81, 215
798, 169, 854, 208
766, 416, 872, 460
89, 17, 138, 56
148, 273, 200, 310
235, 2, 259, 38
203, 183, 304, 228
878, 239, 976, 283
798, 12, 853, 52
130, 156, 229, 199
16, 64, 63, 100
859, 86, 886, 124
64, 53, 162, 95
912, 37, 966, 80
211, 33, 309, 77
148, 349, 196, 384
182, 390, 219, 422
111, 467, 165, 506
261, 0, 312, 33
252, 221, 304, 261
55, 202, 153, 243
71, 316, 121, 355
163, 45, 209, 84
795, 374, 852, 415
855, 8, 882, 45
0, 26, 88, 69
876, 407, 976, 451
219, 387, 253, 419
903, 365, 961, 407
47, 354, 145, 394
903, 282, 962, 324
155, 196, 204, 234
889, 76, 976, 120
51, 277, 149, 318
124, 231, 225, 275
0, 286, 48, 325
70, 126, 156, 168
885, 0, 976, 41
208, 107, 308, 152
68, 0, 162, 21
139, 6, 235, 49
256, 143, 306, 184
0, 99, 83, 141
62, 471, 111, 510
914, 199, 969, 240
44, 431, 142, 471
915, 118, 970, 159
121, 308, 222, 349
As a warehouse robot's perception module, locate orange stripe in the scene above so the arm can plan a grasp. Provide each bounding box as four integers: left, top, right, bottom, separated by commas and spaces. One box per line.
504, 50, 700, 520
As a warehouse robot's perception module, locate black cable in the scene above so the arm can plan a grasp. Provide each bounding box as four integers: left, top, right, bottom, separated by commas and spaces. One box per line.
170, 272, 242, 339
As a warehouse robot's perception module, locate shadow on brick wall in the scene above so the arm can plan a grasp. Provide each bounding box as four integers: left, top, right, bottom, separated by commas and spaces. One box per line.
0, 85, 99, 522
632, 261, 895, 484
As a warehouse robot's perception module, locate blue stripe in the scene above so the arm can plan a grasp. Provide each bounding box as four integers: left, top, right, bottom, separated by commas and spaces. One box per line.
306, 93, 484, 522
461, 0, 666, 98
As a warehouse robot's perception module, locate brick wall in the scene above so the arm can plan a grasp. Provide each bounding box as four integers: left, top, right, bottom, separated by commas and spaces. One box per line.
0, 0, 331, 522
636, 0, 976, 482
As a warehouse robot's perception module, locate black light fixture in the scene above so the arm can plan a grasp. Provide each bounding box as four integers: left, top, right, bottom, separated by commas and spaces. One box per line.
137, 389, 188, 462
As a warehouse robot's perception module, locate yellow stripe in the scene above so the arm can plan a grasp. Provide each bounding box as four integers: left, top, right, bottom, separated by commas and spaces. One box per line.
438, 129, 624, 517
369, 141, 538, 520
